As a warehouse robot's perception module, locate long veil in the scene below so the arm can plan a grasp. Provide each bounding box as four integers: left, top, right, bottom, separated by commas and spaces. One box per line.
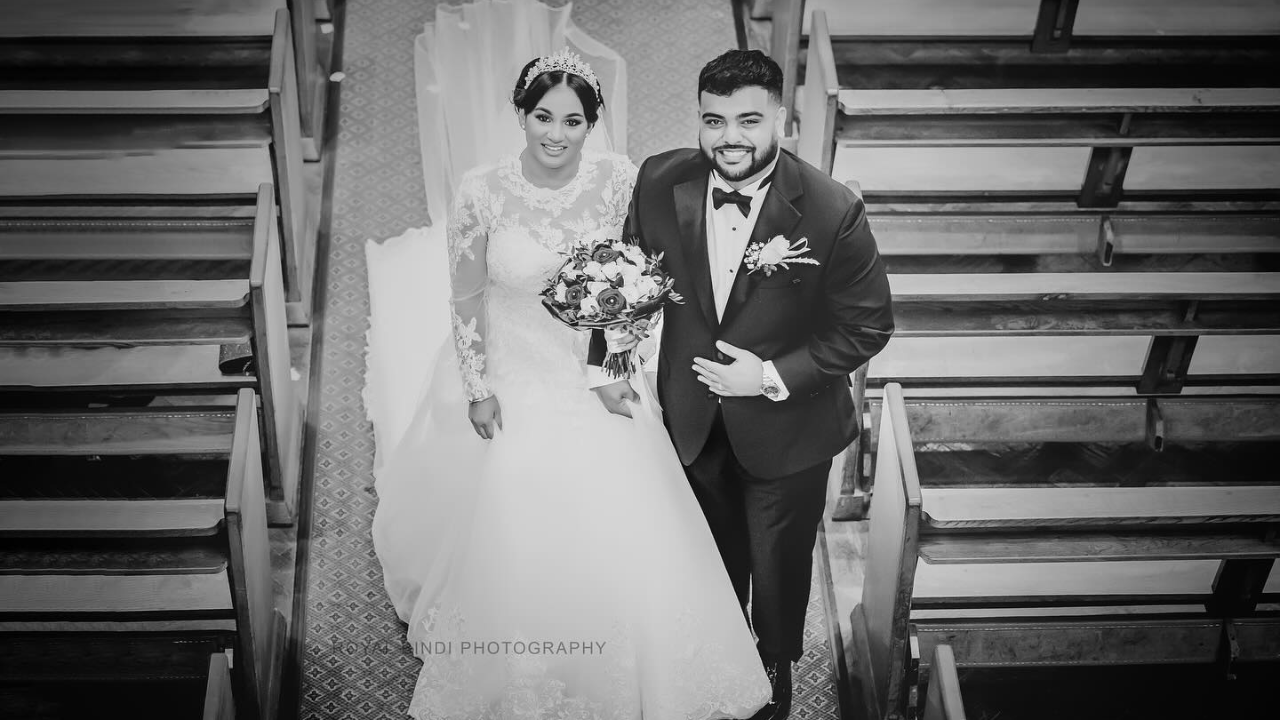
415, 0, 625, 217
363, 0, 627, 463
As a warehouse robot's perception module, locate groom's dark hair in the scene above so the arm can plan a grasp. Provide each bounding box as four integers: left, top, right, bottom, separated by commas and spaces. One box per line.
698, 49, 783, 104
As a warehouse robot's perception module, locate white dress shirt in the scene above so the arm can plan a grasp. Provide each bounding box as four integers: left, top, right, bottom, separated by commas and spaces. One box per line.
706, 157, 790, 401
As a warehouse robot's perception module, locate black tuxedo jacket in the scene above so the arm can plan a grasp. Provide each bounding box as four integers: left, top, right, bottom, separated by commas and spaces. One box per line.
591, 148, 894, 479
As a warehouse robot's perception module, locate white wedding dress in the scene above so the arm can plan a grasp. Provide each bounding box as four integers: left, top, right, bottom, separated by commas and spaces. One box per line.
370, 149, 771, 719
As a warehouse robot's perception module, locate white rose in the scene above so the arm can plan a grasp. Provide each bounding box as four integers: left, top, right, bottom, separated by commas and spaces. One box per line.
758, 236, 791, 267
579, 296, 600, 317
601, 262, 622, 280
619, 263, 643, 284
587, 281, 611, 296
554, 283, 567, 303
623, 245, 645, 263
563, 265, 583, 280
634, 276, 658, 297
584, 261, 605, 280
620, 284, 642, 304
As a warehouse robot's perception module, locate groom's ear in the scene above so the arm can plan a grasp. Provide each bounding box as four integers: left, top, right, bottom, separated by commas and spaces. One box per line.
773, 104, 787, 138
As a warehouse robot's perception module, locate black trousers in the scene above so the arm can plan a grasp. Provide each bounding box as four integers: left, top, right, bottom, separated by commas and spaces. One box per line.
683, 411, 830, 662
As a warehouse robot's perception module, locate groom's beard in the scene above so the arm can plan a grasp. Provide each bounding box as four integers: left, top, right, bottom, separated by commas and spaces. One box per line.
703, 137, 779, 183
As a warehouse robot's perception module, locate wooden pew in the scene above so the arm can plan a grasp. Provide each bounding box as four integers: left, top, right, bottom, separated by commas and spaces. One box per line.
827, 271, 1280, 522
794, 6, 839, 171
834, 87, 1280, 144
870, 271, 1280, 392
0, 0, 322, 156
829, 134, 1280, 207
0, 648, 235, 712
870, 212, 1280, 270
789, 10, 1280, 309
870, 332, 1280, 394
840, 373, 1280, 516
795, 0, 1280, 39
771, 0, 1280, 109
0, 10, 313, 318
0, 647, 237, 719
830, 88, 1280, 203
792, 11, 1280, 204
0, 184, 303, 525
0, 390, 282, 720
846, 382, 1280, 720
829, 269, 1280, 515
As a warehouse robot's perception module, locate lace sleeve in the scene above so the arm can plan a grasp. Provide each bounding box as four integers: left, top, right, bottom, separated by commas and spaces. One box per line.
600, 153, 639, 235
447, 172, 496, 402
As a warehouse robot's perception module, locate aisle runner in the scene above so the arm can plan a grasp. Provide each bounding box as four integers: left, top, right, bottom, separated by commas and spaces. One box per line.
302, 1, 839, 716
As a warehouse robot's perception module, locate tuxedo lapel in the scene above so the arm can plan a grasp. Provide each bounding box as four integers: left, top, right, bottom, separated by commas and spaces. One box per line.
720, 152, 804, 329
673, 174, 718, 330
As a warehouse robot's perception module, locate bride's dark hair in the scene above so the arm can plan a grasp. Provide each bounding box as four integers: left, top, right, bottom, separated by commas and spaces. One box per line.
513, 57, 604, 124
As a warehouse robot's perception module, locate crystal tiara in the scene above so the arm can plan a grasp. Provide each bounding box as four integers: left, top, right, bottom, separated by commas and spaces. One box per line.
523, 49, 601, 97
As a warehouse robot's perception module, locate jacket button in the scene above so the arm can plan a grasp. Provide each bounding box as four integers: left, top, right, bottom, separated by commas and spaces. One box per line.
714, 349, 728, 363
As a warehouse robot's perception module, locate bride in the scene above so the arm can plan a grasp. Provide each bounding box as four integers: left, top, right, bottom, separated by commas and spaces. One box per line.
371, 51, 771, 718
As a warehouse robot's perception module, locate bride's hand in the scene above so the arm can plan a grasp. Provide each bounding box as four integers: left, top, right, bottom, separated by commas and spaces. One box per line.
468, 396, 503, 440
593, 380, 638, 419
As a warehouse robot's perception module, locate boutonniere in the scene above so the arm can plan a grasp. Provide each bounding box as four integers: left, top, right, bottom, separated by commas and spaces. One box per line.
744, 235, 819, 277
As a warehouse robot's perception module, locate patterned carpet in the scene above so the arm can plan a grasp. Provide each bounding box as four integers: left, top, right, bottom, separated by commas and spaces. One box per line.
299, 1, 840, 717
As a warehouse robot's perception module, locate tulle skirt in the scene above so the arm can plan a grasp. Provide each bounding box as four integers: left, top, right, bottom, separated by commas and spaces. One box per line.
369, 283, 770, 716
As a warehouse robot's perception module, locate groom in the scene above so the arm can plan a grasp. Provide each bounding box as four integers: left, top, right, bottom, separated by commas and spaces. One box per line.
590, 50, 893, 719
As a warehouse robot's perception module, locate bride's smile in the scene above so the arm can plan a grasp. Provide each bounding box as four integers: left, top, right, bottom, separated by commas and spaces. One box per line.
519, 83, 594, 184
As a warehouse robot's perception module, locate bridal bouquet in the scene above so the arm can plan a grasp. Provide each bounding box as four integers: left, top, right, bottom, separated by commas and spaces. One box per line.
541, 238, 683, 379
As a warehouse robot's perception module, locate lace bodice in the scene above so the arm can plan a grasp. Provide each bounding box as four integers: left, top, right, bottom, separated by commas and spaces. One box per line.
446, 150, 638, 402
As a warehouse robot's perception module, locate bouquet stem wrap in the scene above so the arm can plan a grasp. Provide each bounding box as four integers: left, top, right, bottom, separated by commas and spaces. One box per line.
601, 320, 654, 380
603, 350, 635, 380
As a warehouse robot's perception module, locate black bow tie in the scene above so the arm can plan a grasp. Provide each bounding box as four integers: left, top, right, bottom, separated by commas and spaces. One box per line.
712, 187, 753, 217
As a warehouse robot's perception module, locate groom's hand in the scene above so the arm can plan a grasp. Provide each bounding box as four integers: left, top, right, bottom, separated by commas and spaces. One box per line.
694, 341, 763, 397
593, 379, 639, 418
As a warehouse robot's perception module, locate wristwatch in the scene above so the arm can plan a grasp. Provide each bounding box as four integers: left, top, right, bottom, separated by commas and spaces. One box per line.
761, 375, 781, 400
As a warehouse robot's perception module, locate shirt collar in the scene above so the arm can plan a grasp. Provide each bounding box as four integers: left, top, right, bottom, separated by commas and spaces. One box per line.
709, 151, 780, 198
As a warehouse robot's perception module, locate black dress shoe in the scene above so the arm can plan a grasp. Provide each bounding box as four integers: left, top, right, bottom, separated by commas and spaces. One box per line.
749, 658, 792, 720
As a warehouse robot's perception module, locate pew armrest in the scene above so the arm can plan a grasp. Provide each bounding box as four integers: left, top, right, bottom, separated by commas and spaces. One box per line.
922, 644, 966, 720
